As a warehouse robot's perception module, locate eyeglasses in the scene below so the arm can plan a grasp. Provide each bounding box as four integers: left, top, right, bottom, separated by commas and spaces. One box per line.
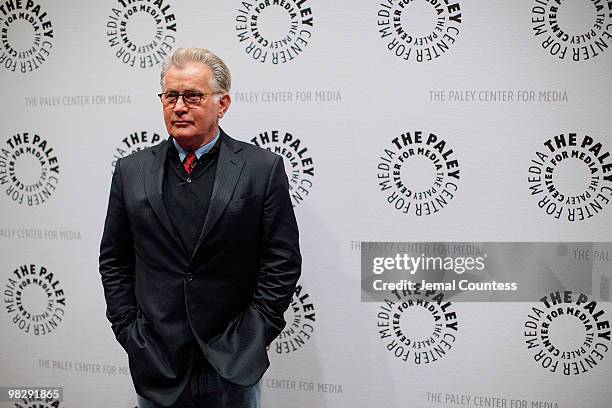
157, 91, 220, 107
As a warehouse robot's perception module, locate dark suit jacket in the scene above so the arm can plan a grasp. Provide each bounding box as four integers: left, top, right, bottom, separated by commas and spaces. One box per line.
99, 130, 301, 406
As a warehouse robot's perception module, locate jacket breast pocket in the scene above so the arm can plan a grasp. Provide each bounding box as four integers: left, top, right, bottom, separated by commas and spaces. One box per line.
225, 195, 258, 213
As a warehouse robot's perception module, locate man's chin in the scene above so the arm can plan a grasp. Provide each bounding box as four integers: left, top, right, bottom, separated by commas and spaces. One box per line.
171, 128, 195, 139
171, 133, 204, 149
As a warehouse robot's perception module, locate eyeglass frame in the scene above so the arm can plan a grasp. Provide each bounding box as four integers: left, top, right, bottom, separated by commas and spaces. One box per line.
157, 90, 223, 107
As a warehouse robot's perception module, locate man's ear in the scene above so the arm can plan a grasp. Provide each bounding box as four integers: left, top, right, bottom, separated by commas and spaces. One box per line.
218, 94, 231, 119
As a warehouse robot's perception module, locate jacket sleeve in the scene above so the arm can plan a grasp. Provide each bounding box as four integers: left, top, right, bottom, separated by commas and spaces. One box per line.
205, 155, 302, 385
99, 159, 137, 351
253, 155, 302, 342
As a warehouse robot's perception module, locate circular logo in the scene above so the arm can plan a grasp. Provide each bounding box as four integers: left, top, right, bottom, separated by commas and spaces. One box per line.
376, 287, 458, 364
111, 130, 162, 173
235, 0, 314, 64
250, 130, 315, 207
531, 0, 612, 61
271, 284, 316, 354
524, 291, 610, 375
377, 0, 462, 62
0, 132, 60, 206
0, 0, 54, 73
106, 0, 177, 68
4, 264, 66, 335
527, 132, 612, 222
377, 130, 460, 216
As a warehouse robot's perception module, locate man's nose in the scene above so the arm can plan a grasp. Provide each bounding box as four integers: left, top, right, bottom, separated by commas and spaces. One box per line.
173, 97, 189, 113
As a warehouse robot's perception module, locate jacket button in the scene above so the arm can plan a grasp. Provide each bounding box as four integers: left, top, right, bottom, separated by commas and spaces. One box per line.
186, 177, 191, 183
185, 273, 193, 282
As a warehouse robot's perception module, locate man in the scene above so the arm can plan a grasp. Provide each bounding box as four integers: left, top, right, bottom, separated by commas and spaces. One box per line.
99, 48, 301, 408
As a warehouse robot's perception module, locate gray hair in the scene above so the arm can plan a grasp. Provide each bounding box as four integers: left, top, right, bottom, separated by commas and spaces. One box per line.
160, 48, 231, 94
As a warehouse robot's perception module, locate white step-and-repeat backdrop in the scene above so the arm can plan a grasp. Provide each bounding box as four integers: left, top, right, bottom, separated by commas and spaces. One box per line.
1, 1, 611, 407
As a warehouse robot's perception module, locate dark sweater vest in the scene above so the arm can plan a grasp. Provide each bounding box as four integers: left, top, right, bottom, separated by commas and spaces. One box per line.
163, 139, 220, 257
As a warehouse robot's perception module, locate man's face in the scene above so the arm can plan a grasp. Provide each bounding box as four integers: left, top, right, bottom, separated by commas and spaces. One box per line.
162, 61, 230, 150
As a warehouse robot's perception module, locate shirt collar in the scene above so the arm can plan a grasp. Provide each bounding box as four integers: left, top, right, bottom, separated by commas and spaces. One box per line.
172, 130, 220, 162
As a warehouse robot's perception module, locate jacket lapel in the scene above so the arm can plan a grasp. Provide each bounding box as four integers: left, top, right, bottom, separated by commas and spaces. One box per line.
191, 132, 244, 261
144, 140, 179, 245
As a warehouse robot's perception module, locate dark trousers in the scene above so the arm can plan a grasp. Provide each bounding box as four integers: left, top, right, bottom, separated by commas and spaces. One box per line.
137, 354, 261, 408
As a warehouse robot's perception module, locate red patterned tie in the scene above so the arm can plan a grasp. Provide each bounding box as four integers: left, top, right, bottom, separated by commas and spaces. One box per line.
183, 151, 197, 174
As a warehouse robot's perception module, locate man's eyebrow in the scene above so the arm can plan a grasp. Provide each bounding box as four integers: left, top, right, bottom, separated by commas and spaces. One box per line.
164, 88, 202, 93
